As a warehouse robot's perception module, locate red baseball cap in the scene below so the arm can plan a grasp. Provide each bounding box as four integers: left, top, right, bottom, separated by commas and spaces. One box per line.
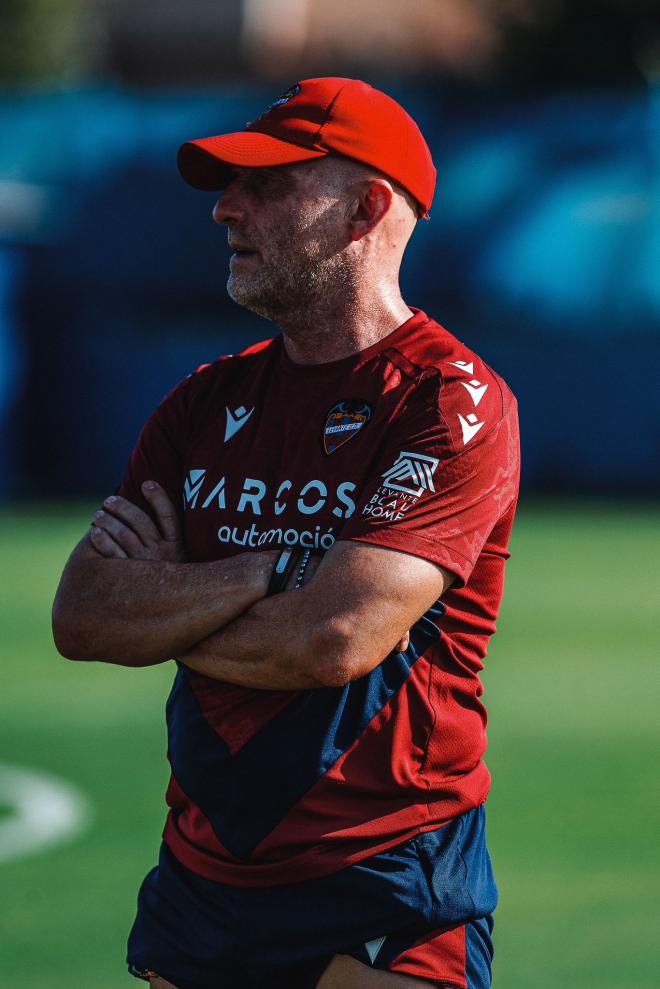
177, 77, 436, 217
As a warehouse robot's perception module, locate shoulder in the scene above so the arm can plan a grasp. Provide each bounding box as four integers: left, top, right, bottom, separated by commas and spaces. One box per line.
191, 336, 277, 388
194, 335, 276, 376
386, 316, 518, 456
164, 336, 278, 410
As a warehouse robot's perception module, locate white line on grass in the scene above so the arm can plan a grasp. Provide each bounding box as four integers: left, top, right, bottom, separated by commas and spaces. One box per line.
0, 762, 91, 864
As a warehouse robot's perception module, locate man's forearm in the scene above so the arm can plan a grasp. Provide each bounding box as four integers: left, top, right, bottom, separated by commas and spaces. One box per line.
180, 587, 347, 690
52, 540, 277, 666
179, 541, 439, 691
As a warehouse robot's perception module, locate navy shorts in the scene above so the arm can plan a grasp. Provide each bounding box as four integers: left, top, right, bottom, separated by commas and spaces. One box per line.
127, 806, 497, 989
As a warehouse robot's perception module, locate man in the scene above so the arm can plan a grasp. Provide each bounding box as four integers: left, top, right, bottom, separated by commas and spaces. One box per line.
53, 77, 520, 989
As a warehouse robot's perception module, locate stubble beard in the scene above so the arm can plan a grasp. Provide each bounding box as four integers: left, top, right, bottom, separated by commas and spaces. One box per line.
226, 227, 353, 326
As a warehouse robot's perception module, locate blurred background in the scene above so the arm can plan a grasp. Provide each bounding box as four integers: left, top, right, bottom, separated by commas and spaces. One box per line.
1, 1, 658, 987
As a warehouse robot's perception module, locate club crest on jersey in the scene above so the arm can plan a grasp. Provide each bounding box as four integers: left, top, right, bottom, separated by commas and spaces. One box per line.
322, 400, 372, 455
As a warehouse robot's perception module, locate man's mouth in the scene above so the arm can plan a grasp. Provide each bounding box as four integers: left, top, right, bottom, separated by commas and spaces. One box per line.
229, 242, 259, 260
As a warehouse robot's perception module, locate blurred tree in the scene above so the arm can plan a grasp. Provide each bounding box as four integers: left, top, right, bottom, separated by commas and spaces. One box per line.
0, 0, 95, 85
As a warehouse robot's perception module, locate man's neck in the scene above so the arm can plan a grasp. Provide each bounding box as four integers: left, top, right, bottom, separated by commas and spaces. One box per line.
278, 293, 414, 366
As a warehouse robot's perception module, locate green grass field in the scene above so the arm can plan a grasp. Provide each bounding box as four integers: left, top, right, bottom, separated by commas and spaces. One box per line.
0, 501, 658, 988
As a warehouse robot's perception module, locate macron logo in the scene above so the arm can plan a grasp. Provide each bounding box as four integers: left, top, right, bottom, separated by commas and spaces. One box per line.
457, 412, 485, 445
364, 936, 387, 964
225, 405, 255, 443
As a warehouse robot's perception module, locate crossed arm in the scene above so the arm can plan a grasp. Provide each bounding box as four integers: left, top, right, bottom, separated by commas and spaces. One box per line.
52, 482, 453, 689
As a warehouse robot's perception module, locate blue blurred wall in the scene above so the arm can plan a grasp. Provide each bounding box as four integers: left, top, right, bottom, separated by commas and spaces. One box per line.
0, 82, 657, 497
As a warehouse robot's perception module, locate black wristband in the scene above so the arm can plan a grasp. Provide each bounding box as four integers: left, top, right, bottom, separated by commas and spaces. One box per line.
267, 547, 300, 596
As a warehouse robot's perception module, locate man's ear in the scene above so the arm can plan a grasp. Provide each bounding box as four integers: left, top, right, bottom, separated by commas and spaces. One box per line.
348, 180, 394, 242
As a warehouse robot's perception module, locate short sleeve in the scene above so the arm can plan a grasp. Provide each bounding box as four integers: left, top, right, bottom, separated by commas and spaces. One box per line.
341, 372, 520, 587
116, 375, 192, 518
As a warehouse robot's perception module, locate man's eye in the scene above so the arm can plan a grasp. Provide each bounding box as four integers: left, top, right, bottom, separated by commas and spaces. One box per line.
249, 170, 291, 194
249, 172, 273, 190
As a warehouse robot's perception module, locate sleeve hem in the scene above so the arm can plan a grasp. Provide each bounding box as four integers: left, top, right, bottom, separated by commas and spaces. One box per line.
342, 529, 471, 588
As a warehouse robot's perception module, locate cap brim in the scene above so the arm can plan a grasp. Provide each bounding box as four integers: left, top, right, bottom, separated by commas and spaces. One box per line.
178, 131, 327, 190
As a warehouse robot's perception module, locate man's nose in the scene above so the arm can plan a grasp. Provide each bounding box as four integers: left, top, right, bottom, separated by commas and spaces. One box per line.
212, 188, 245, 226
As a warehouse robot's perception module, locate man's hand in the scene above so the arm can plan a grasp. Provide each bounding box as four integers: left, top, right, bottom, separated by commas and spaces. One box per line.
90, 481, 185, 562
53, 538, 277, 667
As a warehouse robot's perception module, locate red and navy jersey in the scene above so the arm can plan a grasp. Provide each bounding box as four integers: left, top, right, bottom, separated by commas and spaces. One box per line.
118, 308, 520, 886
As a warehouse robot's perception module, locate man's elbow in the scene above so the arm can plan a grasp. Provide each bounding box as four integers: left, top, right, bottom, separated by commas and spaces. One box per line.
51, 583, 107, 662
51, 602, 95, 661
52, 628, 89, 662
308, 619, 372, 688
